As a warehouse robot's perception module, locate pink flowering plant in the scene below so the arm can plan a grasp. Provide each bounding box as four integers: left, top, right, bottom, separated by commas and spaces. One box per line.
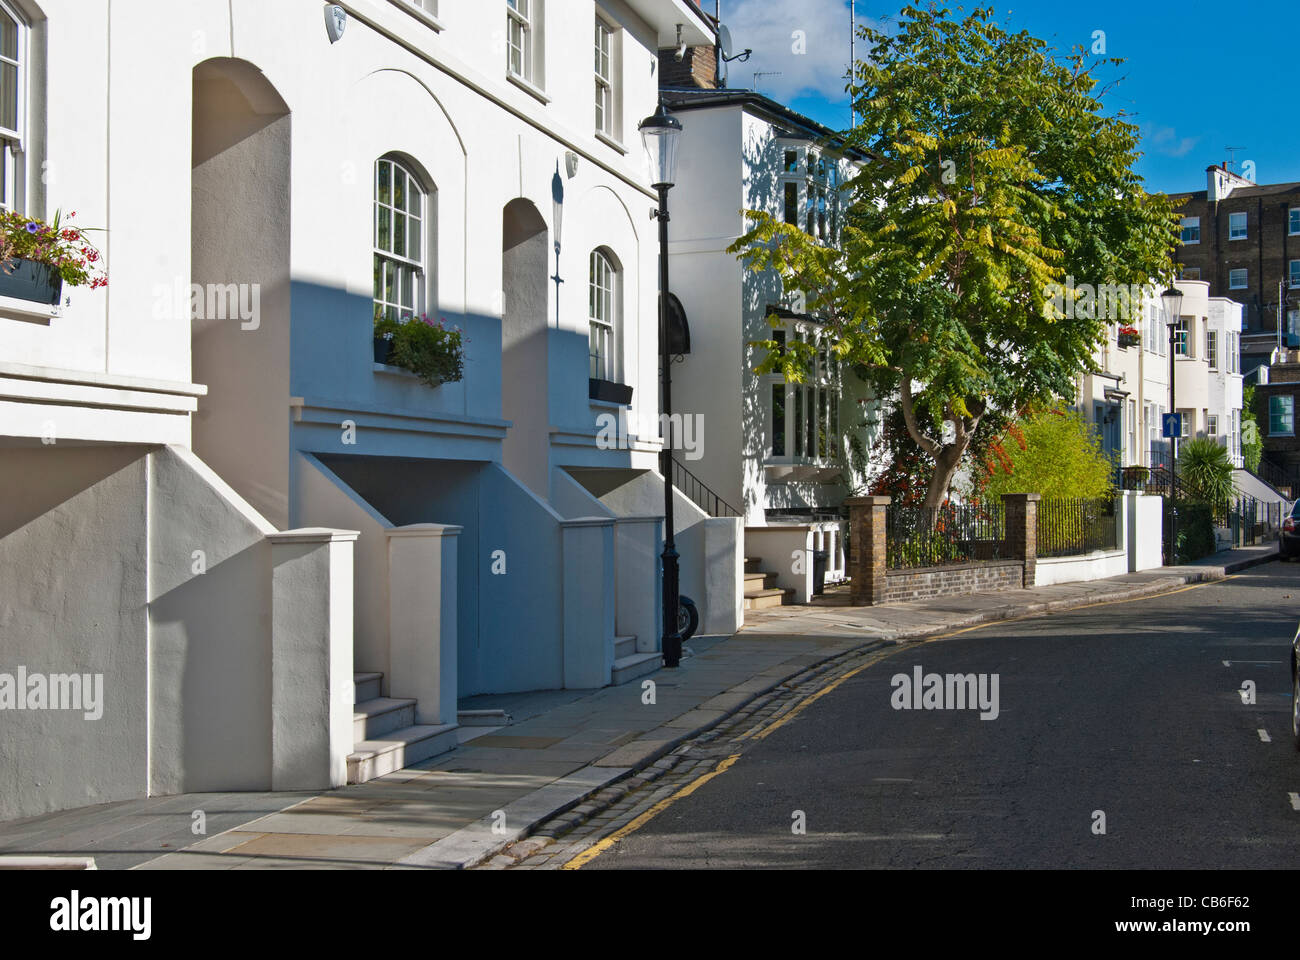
375, 313, 465, 387
0, 209, 107, 289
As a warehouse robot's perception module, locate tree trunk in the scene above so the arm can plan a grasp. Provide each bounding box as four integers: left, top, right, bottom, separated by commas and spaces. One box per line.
922, 438, 969, 511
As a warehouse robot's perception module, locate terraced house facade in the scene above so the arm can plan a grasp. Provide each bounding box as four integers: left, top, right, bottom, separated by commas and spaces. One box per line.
0, 0, 721, 822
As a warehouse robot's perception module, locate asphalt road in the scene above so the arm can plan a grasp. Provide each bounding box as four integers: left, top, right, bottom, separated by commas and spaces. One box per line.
587, 561, 1300, 869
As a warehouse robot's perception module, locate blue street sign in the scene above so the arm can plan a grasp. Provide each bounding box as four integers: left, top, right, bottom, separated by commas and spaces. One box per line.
1162, 413, 1182, 439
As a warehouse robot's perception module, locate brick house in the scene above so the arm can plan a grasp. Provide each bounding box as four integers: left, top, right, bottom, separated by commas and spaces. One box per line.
1169, 164, 1300, 380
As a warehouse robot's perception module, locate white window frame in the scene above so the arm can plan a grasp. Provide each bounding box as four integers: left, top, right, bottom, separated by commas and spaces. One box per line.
373, 156, 427, 325
1228, 268, 1248, 290
392, 0, 442, 28
1207, 413, 1219, 439
589, 248, 619, 382
1291, 207, 1300, 236
1177, 408, 1193, 439
1206, 329, 1218, 370
1180, 216, 1200, 244
593, 15, 620, 144
0, 0, 26, 214
1173, 317, 1190, 357
507, 0, 545, 90
766, 322, 842, 464
1229, 211, 1248, 240
1290, 260, 1300, 289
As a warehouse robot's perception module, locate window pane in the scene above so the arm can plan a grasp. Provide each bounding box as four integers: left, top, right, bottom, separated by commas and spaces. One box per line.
0, 12, 15, 61
783, 183, 798, 225
394, 169, 406, 211
377, 205, 391, 251
772, 384, 786, 456
400, 267, 413, 311
794, 388, 803, 456
373, 255, 382, 301
377, 161, 391, 205
384, 260, 395, 303
409, 216, 421, 261
394, 213, 407, 257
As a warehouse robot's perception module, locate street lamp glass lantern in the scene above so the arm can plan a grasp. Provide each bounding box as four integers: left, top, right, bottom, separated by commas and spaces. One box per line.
639, 104, 682, 189
1161, 286, 1184, 325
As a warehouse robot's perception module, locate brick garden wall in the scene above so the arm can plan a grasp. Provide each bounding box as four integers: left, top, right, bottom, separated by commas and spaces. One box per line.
882, 560, 1025, 603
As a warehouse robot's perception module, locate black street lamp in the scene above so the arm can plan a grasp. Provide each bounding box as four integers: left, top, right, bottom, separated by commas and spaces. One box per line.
639, 102, 684, 668
1162, 285, 1184, 560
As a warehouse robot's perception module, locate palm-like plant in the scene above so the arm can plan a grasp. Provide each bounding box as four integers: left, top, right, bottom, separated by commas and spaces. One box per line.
1179, 437, 1236, 504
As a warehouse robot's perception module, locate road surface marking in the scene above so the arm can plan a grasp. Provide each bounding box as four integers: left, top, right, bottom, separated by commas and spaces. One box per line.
563, 574, 1242, 869
1290, 793, 1300, 811
1223, 660, 1284, 666
1258, 729, 1271, 743
561, 754, 741, 870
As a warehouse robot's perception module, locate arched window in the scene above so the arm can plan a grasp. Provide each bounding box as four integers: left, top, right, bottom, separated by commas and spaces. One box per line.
0, 0, 27, 212
374, 156, 426, 324
589, 249, 619, 381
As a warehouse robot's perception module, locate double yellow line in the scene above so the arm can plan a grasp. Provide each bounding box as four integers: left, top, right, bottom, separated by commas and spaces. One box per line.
561, 575, 1230, 869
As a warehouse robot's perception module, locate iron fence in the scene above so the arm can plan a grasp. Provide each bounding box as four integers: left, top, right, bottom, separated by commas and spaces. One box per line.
886, 501, 1006, 570
1036, 497, 1119, 558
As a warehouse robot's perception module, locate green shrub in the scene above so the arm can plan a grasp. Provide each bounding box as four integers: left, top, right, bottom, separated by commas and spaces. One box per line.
1173, 501, 1216, 563
1179, 436, 1235, 503
375, 314, 465, 387
977, 409, 1115, 501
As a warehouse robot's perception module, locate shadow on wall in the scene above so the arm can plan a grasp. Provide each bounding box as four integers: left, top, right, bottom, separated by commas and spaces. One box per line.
316, 455, 567, 698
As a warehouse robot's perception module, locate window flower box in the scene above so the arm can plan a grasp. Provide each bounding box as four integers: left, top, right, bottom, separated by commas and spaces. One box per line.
372, 313, 465, 387
589, 378, 633, 405
0, 209, 106, 308
1117, 326, 1140, 349
0, 258, 61, 305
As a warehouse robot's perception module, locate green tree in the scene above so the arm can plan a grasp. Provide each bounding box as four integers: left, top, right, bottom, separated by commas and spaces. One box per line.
976, 409, 1115, 501
1241, 383, 1262, 472
731, 4, 1178, 509
1179, 436, 1236, 503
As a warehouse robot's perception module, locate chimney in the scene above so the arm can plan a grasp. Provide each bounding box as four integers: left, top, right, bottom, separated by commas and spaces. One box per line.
658, 45, 718, 90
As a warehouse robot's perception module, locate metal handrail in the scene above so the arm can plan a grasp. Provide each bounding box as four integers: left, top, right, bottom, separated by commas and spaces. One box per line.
670, 458, 741, 518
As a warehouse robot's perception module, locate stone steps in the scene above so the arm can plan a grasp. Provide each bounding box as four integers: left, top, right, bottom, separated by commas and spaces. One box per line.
347, 672, 456, 784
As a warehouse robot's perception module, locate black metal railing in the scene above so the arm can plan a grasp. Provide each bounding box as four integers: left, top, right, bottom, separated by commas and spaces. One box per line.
1255, 458, 1300, 498
1036, 497, 1119, 558
886, 501, 1006, 570
671, 458, 741, 518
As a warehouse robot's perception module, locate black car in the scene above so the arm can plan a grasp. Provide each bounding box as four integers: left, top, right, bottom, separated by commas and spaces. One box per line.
1282, 501, 1300, 559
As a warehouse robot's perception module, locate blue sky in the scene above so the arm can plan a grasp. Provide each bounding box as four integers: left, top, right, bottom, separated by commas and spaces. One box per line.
718, 0, 1298, 194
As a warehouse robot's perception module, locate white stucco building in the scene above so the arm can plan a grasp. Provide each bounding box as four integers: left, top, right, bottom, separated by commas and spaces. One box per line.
1079, 280, 1243, 471
658, 84, 875, 604
0, 0, 723, 822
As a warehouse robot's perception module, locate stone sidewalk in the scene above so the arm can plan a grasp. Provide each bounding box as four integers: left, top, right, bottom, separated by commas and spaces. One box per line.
0, 545, 1276, 870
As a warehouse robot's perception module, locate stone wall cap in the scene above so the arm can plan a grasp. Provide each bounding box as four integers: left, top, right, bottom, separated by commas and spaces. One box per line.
386, 523, 465, 538
1000, 492, 1042, 502
844, 495, 891, 506
268, 527, 361, 544
559, 516, 617, 528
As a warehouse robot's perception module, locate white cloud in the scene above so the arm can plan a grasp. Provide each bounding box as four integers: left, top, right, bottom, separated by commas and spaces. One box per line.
1144, 124, 1199, 159
715, 0, 869, 104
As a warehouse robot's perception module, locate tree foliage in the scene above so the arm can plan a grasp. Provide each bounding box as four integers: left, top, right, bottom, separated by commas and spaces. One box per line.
1241, 383, 1262, 472
730, 4, 1178, 508
974, 408, 1114, 500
